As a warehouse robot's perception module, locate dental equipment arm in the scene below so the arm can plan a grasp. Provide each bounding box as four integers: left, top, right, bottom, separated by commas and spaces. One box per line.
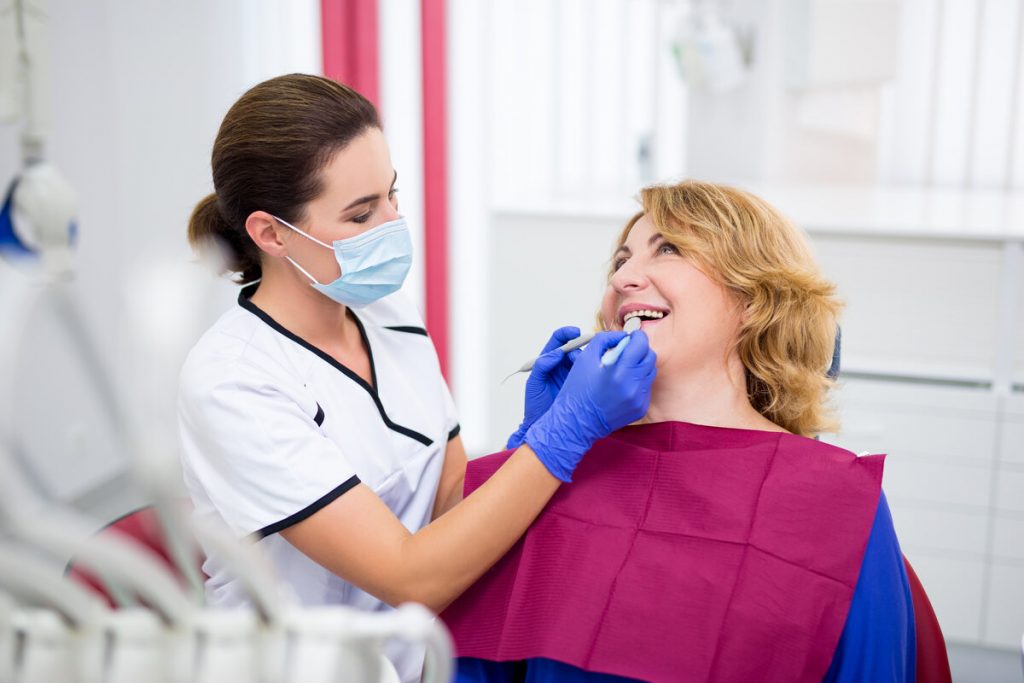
187, 516, 291, 625
337, 603, 453, 683
0, 271, 189, 609
0, 540, 108, 626
0, 234, 206, 606
0, 543, 109, 627
0, 454, 194, 626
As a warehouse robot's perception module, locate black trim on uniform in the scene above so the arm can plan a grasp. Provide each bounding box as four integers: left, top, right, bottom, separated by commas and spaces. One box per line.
238, 284, 434, 447
313, 403, 325, 426
448, 424, 461, 441
384, 325, 429, 337
350, 311, 380, 392
255, 475, 361, 538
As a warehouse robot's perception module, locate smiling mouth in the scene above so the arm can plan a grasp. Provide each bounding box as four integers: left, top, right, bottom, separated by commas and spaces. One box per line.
621, 309, 668, 327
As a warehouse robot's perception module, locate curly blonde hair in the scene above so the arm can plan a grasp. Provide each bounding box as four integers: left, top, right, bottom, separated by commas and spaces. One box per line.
601, 181, 842, 437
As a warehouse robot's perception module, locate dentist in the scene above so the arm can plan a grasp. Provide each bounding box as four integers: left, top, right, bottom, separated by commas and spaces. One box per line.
177, 74, 657, 683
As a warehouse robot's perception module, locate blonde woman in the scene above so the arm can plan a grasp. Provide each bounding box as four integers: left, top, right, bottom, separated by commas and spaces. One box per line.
444, 181, 914, 683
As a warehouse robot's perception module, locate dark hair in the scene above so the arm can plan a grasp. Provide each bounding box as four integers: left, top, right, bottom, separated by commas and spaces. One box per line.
187, 74, 381, 283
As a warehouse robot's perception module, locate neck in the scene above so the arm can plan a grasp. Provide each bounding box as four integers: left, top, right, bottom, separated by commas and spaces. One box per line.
249, 265, 355, 346
644, 354, 785, 433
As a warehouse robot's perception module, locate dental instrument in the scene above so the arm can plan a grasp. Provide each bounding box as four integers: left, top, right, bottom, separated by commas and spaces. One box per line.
511, 333, 595, 378
505, 317, 642, 382
600, 318, 641, 367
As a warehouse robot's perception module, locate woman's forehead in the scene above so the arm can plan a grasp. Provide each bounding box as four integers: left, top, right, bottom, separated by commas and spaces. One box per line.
622, 215, 654, 243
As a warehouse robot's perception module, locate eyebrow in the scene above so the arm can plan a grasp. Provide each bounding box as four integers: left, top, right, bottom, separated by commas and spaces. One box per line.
614, 233, 664, 257
341, 170, 398, 212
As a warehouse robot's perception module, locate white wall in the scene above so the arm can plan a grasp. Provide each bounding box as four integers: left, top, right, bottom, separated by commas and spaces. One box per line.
0, 0, 321, 514
379, 0, 426, 314
679, 0, 1024, 189
447, 0, 687, 453
879, 0, 1024, 189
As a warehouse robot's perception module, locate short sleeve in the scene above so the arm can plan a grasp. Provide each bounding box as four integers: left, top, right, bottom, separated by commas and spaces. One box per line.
178, 360, 359, 538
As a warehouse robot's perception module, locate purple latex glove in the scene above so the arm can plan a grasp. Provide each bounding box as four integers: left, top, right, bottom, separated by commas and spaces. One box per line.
506, 326, 582, 449
525, 330, 656, 482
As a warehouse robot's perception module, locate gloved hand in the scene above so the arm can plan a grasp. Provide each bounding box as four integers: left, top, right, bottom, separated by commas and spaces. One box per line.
525, 330, 656, 482
506, 326, 583, 450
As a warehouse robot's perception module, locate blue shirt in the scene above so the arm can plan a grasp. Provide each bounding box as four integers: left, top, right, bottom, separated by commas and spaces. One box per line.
456, 492, 916, 683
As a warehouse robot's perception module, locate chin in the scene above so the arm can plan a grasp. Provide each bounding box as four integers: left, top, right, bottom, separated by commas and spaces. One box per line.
644, 331, 665, 362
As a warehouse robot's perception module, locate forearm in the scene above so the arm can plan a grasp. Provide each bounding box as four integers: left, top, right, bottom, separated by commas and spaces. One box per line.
286, 325, 655, 613
283, 443, 559, 614
431, 435, 468, 521
431, 473, 465, 520
400, 444, 559, 611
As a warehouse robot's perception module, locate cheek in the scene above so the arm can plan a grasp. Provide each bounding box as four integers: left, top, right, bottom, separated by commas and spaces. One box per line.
599, 287, 617, 328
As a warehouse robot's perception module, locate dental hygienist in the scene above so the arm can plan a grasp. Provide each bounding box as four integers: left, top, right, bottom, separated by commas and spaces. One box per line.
177, 74, 657, 683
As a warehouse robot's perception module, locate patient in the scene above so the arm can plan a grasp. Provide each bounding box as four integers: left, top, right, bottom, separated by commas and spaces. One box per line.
443, 181, 915, 682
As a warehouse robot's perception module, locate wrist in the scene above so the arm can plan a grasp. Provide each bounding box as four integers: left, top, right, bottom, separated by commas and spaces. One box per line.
523, 426, 576, 483
524, 402, 596, 483
506, 423, 528, 450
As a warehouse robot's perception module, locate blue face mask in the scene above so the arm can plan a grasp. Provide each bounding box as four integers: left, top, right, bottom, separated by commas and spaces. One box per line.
274, 215, 413, 308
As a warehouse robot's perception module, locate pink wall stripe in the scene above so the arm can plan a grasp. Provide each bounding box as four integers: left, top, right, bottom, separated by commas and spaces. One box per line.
421, 0, 450, 379
320, 0, 380, 107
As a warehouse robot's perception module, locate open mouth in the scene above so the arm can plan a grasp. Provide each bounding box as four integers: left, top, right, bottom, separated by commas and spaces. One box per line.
621, 308, 669, 328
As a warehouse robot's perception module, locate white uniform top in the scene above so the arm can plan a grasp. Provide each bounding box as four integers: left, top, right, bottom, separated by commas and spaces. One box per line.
177, 284, 459, 683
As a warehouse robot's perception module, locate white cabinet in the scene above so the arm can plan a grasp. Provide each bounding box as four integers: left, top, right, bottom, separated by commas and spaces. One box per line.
821, 379, 1018, 646
986, 561, 1024, 650
800, 186, 1024, 649
814, 236, 1004, 381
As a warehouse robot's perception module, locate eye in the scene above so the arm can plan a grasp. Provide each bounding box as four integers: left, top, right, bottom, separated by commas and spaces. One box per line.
388, 187, 399, 200
658, 242, 679, 256
352, 211, 372, 224
612, 255, 628, 271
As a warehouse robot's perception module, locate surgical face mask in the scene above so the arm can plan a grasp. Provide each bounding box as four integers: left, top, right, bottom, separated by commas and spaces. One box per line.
274, 215, 413, 308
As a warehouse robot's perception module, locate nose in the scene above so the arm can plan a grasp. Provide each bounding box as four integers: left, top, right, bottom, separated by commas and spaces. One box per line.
610, 257, 649, 294
380, 201, 401, 222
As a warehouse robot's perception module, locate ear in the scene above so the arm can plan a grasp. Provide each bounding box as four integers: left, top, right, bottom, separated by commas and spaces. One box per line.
245, 211, 288, 257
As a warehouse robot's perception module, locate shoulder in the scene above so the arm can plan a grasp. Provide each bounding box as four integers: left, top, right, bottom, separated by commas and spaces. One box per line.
853, 493, 909, 602
178, 306, 303, 406
772, 433, 887, 497
824, 492, 916, 682
777, 431, 862, 462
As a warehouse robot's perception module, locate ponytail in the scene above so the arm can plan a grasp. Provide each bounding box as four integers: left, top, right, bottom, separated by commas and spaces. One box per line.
187, 193, 261, 284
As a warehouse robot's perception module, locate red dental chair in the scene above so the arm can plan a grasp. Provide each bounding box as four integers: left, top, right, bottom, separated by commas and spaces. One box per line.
66, 505, 203, 607
903, 556, 952, 683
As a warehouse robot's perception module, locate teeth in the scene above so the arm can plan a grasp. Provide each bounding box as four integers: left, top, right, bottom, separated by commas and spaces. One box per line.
623, 309, 666, 323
